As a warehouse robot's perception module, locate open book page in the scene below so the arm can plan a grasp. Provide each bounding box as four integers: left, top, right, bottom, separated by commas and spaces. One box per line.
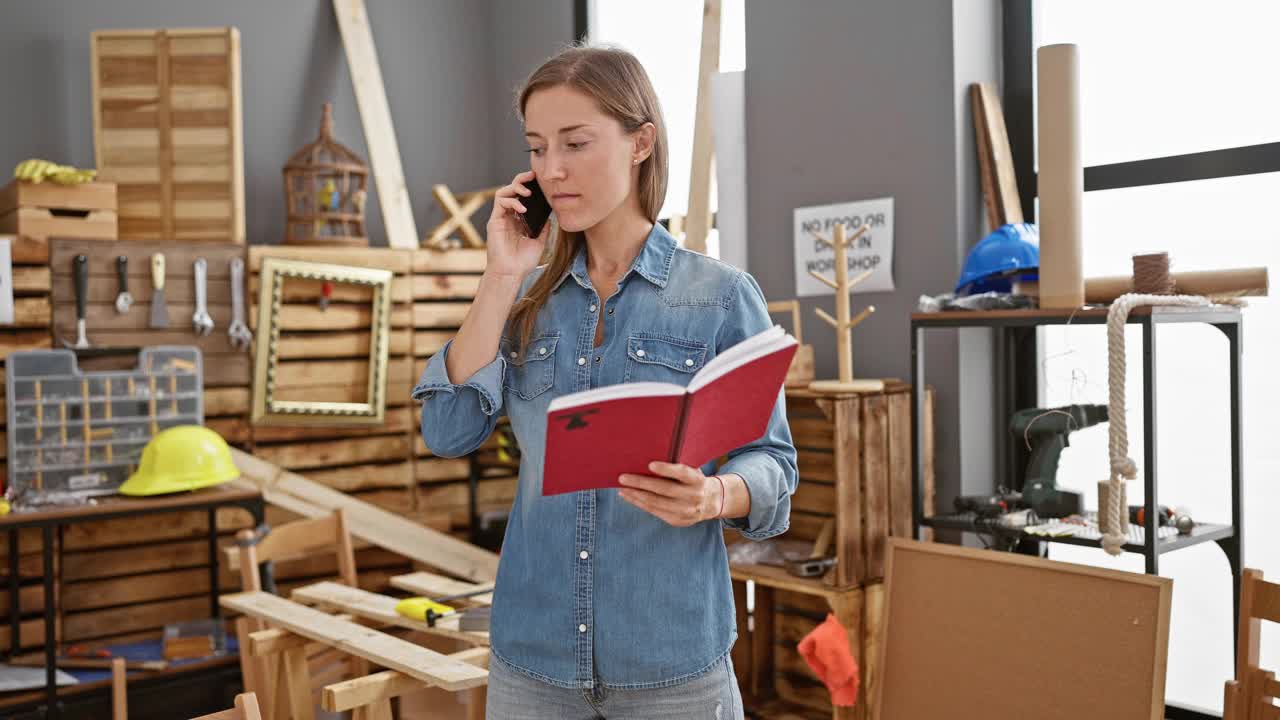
543, 392, 686, 495
547, 381, 684, 414
687, 325, 793, 394
676, 337, 797, 468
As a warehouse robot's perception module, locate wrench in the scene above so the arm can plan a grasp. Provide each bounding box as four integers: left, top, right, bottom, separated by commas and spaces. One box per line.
192, 258, 214, 336
227, 257, 252, 351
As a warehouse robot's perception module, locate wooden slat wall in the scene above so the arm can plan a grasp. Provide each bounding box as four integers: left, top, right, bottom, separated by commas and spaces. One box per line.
91, 28, 246, 244
0, 236, 57, 653
411, 249, 518, 536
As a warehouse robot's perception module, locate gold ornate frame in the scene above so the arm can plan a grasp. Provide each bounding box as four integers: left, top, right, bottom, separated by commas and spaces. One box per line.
251, 258, 393, 426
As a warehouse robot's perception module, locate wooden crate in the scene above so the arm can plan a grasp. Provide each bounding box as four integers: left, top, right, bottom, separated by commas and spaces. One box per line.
730, 567, 885, 720
91, 27, 245, 244
784, 385, 935, 587
0, 181, 117, 241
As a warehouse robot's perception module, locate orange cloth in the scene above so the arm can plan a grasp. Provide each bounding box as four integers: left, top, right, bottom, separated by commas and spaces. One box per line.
797, 612, 860, 707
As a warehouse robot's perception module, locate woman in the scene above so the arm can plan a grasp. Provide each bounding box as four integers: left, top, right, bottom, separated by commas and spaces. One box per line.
414, 46, 797, 719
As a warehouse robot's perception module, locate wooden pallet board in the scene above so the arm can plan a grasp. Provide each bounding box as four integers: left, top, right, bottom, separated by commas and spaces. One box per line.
220, 591, 486, 690
292, 581, 489, 646
92, 27, 245, 243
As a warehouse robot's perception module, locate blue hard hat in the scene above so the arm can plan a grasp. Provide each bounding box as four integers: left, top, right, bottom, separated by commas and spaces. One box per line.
955, 223, 1040, 295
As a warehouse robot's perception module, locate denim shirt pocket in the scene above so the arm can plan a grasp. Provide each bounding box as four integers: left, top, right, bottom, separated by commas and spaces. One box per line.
501, 333, 559, 400
623, 333, 708, 384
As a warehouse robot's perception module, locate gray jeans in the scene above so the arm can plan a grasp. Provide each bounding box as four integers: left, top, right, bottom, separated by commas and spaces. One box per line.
485, 655, 745, 720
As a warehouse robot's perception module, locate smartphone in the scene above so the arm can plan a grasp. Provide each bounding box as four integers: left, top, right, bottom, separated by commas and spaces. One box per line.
517, 178, 553, 238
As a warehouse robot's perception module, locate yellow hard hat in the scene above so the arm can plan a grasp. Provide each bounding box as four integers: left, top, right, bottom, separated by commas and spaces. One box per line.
119, 425, 240, 496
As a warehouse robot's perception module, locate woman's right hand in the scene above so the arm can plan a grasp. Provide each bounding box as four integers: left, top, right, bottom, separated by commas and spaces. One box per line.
486, 170, 551, 280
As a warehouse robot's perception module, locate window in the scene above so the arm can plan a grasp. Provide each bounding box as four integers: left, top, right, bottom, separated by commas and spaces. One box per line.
586, 0, 747, 258
1010, 3, 1280, 713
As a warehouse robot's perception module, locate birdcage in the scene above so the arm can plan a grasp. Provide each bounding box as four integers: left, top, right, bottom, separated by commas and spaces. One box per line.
282, 103, 369, 246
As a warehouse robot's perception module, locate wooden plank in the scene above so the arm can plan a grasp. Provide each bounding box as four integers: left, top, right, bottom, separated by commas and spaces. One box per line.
886, 391, 912, 539
232, 449, 499, 582
321, 647, 488, 712
0, 330, 53, 356
412, 249, 486, 274
832, 398, 863, 587
273, 378, 411, 406
206, 386, 250, 416
207, 415, 251, 444
249, 302, 411, 331
788, 417, 834, 451
412, 302, 470, 329
6, 297, 51, 327
53, 274, 233, 305
219, 591, 486, 690
277, 328, 412, 359
752, 584, 775, 698
12, 266, 51, 295
796, 450, 835, 483
305, 462, 414, 492
292, 581, 488, 646
63, 508, 253, 551
411, 274, 482, 300
253, 435, 412, 471
414, 457, 471, 484
331, 0, 418, 249
791, 481, 835, 516
62, 567, 212, 611
412, 330, 453, 357
63, 536, 232, 581
390, 572, 492, 606
252, 406, 413, 442
0, 618, 55, 651
861, 394, 889, 580
970, 82, 1023, 228
248, 246, 411, 274
683, 0, 721, 254
272, 356, 412, 389
64, 594, 207, 642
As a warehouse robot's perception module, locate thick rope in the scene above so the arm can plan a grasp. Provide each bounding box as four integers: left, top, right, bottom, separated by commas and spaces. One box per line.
1100, 293, 1217, 554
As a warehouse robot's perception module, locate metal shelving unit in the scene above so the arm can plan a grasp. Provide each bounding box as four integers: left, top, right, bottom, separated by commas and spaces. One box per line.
909, 305, 1244, 720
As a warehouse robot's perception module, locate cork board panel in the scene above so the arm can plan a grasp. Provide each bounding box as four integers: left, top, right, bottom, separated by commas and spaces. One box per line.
875, 539, 1171, 720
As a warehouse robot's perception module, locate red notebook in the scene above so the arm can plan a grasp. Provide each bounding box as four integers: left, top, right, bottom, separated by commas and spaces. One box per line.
542, 326, 798, 496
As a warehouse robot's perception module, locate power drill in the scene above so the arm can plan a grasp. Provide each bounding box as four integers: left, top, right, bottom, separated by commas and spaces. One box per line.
1009, 404, 1109, 518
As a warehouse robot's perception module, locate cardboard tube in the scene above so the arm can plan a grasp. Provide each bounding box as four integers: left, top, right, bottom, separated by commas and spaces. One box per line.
1085, 266, 1270, 304
1037, 44, 1085, 309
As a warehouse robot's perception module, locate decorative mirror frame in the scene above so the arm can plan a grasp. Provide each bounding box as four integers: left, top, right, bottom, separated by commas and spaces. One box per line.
251, 258, 393, 426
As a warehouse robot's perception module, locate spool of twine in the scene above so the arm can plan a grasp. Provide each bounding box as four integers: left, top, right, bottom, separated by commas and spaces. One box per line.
1133, 252, 1174, 294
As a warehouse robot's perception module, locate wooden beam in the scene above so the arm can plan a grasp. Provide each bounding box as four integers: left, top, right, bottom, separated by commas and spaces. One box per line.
231, 449, 499, 582
322, 647, 488, 712
390, 571, 492, 606
683, 0, 722, 254
219, 591, 487, 691
292, 581, 488, 646
332, 0, 418, 249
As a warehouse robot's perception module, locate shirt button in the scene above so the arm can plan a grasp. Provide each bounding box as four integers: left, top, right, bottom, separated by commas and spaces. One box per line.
509, 352, 517, 359
685, 358, 694, 367
578, 357, 586, 366
636, 349, 646, 358
608, 308, 614, 315
594, 356, 601, 363
589, 304, 597, 312
580, 550, 589, 560
539, 347, 547, 355
578, 623, 587, 633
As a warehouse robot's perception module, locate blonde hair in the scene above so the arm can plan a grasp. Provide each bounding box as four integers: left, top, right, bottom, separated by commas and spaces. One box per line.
507, 45, 669, 354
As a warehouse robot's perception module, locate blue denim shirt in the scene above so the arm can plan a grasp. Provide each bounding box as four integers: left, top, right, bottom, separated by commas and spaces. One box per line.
412, 224, 798, 690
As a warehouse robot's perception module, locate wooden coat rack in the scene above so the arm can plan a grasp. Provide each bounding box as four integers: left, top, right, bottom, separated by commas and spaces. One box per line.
807, 222, 885, 393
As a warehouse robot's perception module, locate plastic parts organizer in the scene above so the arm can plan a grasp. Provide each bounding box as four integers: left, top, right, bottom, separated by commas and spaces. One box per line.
5, 347, 203, 503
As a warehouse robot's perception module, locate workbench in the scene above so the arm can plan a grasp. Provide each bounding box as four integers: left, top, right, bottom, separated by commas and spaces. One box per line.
0, 484, 264, 719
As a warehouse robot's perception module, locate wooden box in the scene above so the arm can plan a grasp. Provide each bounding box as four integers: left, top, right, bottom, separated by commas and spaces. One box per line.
730, 567, 885, 720
0, 181, 117, 241
783, 385, 934, 587
91, 27, 245, 244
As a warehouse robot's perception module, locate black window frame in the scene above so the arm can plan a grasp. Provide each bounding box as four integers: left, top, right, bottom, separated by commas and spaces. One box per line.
1002, 0, 1280, 220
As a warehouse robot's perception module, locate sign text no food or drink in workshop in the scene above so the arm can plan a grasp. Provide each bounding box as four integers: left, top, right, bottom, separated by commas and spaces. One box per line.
793, 197, 895, 297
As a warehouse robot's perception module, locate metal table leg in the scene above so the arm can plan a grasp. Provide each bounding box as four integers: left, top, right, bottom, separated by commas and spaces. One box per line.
42, 524, 57, 719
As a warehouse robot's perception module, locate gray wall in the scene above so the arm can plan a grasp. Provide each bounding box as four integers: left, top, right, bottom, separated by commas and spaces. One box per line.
744, 0, 1002, 505
0, 0, 573, 246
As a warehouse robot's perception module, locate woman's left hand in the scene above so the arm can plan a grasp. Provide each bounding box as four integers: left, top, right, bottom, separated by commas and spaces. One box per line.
618, 461, 720, 527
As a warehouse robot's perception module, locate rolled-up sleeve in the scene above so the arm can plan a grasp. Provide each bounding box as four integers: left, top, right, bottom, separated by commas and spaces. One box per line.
716, 271, 799, 540
412, 339, 506, 458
